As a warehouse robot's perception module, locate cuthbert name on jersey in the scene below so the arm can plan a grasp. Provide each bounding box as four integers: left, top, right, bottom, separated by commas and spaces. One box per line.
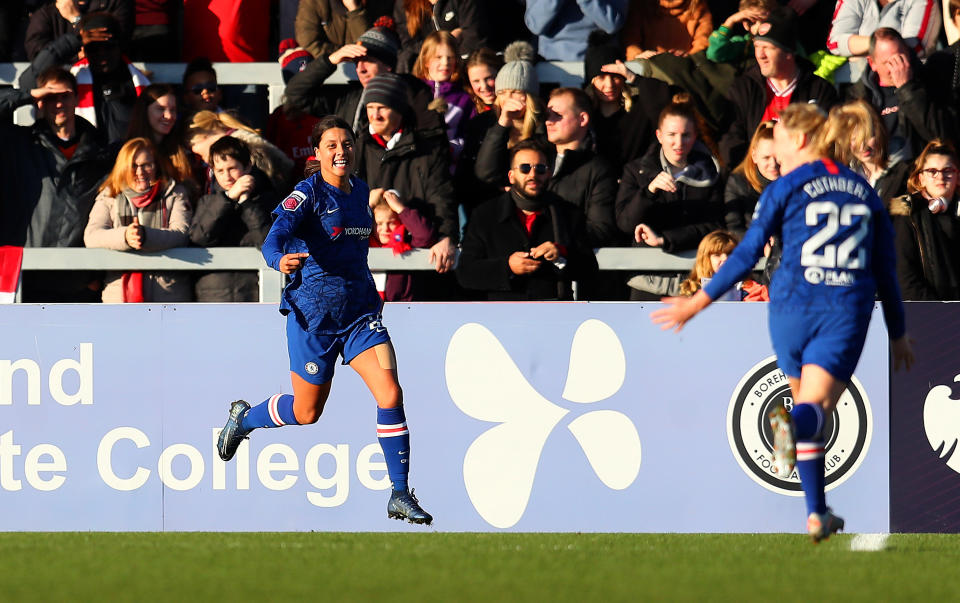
802, 176, 871, 201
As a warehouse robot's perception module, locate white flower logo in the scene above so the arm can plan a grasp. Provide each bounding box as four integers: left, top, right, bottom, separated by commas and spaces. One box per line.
924, 374, 960, 473
445, 319, 642, 528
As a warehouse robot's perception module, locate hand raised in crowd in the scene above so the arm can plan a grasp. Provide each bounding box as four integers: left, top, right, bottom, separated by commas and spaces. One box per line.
125, 217, 144, 250
56, 0, 81, 22
635, 223, 664, 247
450, 28, 463, 39
601, 60, 636, 84
369, 187, 385, 208
329, 43, 368, 65
279, 252, 309, 274
648, 170, 677, 194
508, 251, 541, 275
429, 237, 456, 273
226, 175, 256, 204
382, 190, 406, 213
885, 52, 913, 88
529, 241, 559, 262
80, 27, 112, 46
341, 0, 361, 11
723, 7, 768, 30
30, 81, 73, 101
497, 97, 526, 128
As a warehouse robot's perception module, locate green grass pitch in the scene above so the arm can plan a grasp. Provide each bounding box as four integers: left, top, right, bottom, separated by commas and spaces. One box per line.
1, 533, 958, 601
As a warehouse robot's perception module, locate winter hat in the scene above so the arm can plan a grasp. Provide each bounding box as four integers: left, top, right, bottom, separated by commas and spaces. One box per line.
495, 41, 539, 95
278, 38, 312, 83
363, 72, 409, 112
358, 19, 401, 70
584, 30, 623, 84
754, 6, 799, 53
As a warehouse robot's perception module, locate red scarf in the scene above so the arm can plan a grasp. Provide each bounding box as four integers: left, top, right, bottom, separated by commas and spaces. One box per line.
122, 182, 161, 303
370, 224, 413, 255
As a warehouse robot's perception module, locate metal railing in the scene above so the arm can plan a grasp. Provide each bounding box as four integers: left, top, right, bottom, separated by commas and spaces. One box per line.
16, 246, 704, 303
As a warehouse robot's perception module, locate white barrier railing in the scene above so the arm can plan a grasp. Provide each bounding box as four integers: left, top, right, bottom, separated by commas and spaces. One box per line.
16, 246, 701, 303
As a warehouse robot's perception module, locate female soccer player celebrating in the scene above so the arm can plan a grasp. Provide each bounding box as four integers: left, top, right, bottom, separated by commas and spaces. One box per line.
651, 104, 914, 542
217, 115, 432, 525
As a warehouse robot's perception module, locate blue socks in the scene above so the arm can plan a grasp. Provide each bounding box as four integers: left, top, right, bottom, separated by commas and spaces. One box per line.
791, 403, 827, 515
241, 394, 299, 432
377, 406, 410, 492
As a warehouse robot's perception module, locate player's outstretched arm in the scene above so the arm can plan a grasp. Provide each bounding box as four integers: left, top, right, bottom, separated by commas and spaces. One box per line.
892, 334, 915, 371
650, 290, 712, 332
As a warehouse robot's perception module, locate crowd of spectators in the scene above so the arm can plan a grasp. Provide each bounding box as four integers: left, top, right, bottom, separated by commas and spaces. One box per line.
3, 0, 960, 303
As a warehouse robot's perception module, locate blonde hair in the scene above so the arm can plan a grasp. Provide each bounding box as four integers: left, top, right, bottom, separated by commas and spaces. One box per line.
907, 139, 959, 194
493, 91, 544, 147
825, 100, 889, 169
733, 120, 776, 193
679, 230, 739, 296
186, 110, 260, 147
777, 104, 832, 157
412, 31, 461, 82
99, 137, 167, 195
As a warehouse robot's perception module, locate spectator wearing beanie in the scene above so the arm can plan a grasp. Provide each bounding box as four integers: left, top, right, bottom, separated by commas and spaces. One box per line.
295, 0, 393, 60
354, 72, 460, 293
394, 0, 489, 73
472, 41, 548, 192
525, 0, 627, 61
283, 19, 444, 137
583, 30, 671, 173
267, 39, 322, 179
718, 6, 837, 166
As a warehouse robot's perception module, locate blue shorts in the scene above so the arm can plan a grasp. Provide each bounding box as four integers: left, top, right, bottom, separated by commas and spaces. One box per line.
768, 305, 870, 382
286, 313, 391, 384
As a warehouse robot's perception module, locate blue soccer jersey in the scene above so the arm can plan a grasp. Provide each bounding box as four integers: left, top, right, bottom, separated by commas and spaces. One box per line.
262, 173, 383, 334
703, 158, 906, 339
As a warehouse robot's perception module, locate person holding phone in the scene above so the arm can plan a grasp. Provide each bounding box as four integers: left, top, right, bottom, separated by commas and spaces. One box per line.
456, 139, 598, 300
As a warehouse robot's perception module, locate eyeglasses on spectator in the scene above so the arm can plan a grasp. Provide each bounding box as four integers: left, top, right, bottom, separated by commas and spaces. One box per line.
514, 163, 547, 175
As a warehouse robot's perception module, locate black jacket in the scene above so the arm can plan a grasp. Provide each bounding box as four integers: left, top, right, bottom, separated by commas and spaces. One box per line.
283, 55, 445, 138
719, 59, 838, 167
548, 146, 621, 247
189, 168, 277, 302
723, 170, 766, 237
24, 0, 132, 61
355, 127, 458, 243
456, 191, 598, 300
846, 60, 958, 163
0, 89, 114, 248
889, 192, 960, 301
393, 0, 487, 73
616, 143, 724, 253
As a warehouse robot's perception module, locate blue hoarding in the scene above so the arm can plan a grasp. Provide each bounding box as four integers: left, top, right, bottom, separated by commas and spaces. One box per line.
0, 303, 890, 532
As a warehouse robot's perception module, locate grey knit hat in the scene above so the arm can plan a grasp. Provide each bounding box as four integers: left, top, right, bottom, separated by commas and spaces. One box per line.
363, 72, 409, 112
358, 26, 400, 70
495, 41, 539, 95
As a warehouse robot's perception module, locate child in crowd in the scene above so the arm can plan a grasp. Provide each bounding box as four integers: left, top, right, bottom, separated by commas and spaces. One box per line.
368, 188, 439, 301
681, 230, 768, 300
705, 0, 773, 64
189, 136, 276, 302
464, 47, 503, 114
412, 31, 476, 163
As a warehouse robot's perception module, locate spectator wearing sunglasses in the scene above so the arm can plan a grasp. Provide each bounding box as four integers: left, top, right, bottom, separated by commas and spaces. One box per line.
889, 140, 960, 300
182, 57, 224, 117
457, 139, 598, 300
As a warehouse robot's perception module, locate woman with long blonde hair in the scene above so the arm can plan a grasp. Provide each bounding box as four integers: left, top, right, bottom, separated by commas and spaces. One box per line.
653, 103, 913, 542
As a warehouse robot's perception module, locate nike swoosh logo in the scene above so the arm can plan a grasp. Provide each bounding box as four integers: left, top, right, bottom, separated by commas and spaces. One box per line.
326, 207, 340, 214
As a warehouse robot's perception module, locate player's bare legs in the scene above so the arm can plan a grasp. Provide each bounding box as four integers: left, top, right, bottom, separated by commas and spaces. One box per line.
350, 343, 432, 525
290, 373, 332, 424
